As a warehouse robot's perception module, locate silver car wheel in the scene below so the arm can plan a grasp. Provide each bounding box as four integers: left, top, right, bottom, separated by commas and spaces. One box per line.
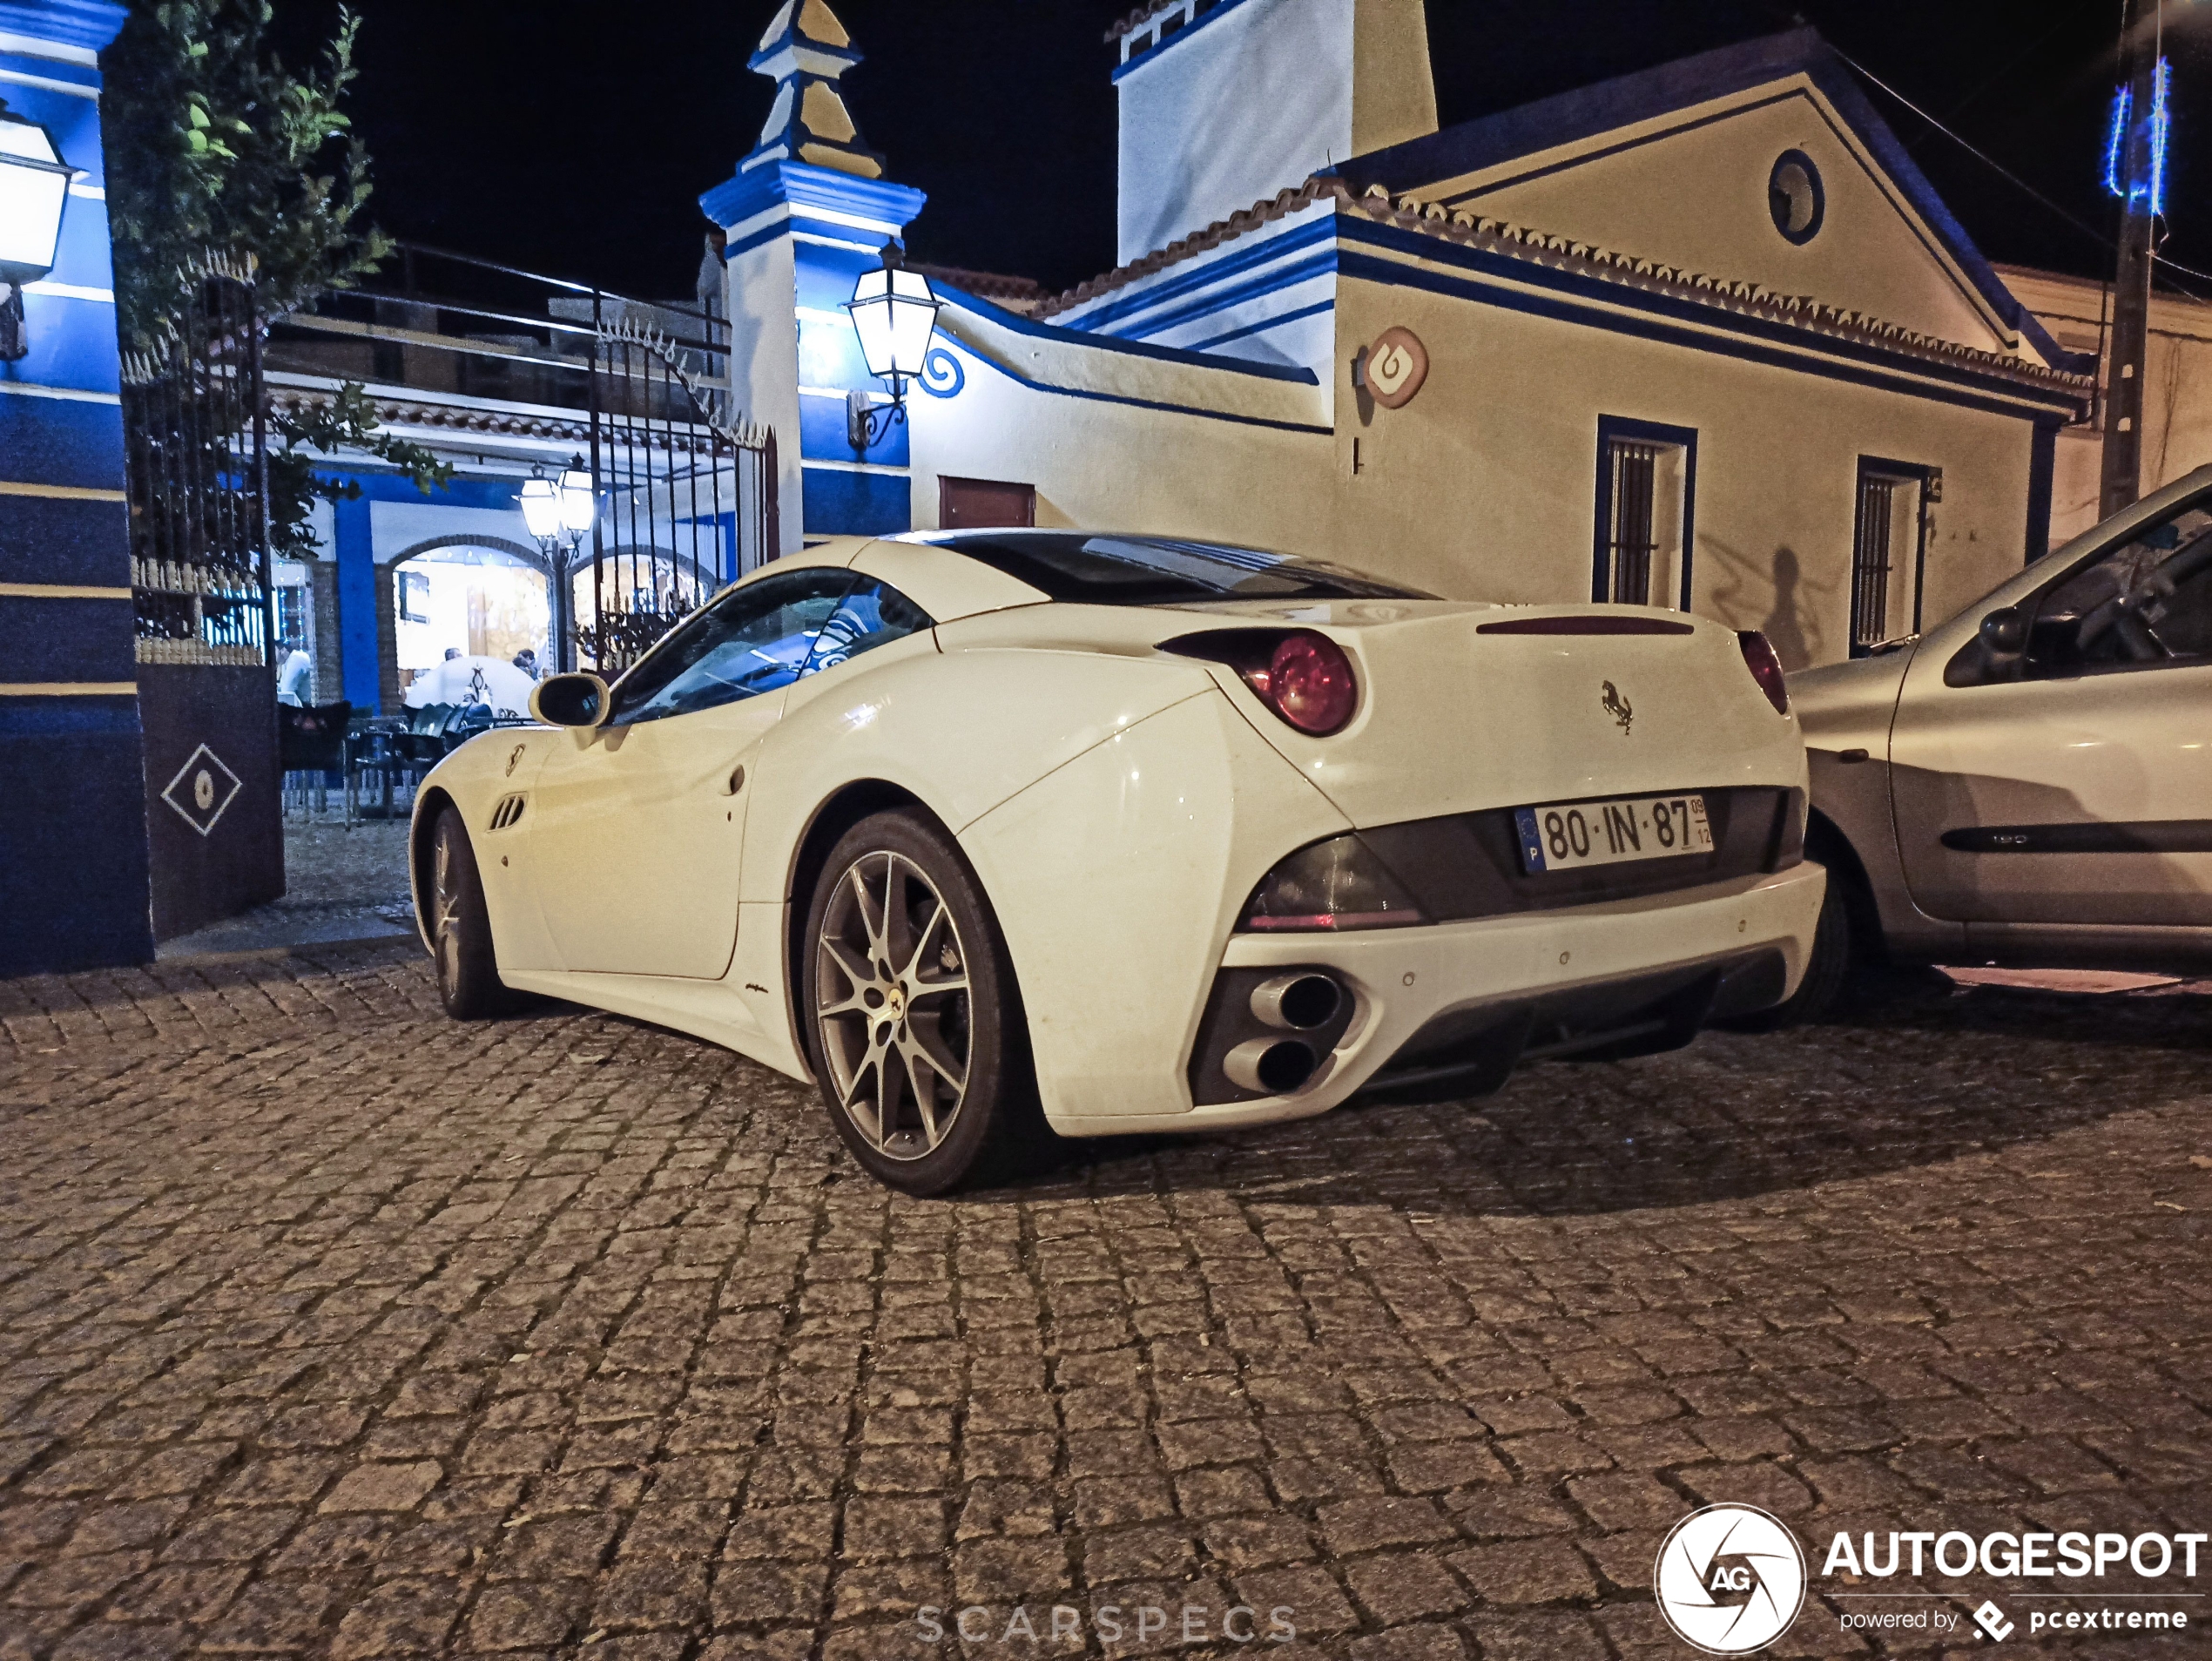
433, 824, 465, 999
815, 850, 972, 1161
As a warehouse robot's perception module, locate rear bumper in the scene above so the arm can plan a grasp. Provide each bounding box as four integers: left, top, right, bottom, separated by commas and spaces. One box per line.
1048, 861, 1826, 1137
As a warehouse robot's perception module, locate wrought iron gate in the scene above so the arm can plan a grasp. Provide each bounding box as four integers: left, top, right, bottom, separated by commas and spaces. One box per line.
266, 243, 780, 680
579, 309, 778, 673
121, 260, 283, 941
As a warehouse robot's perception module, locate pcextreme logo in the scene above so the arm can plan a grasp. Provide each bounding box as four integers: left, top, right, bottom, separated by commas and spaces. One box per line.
1654, 1504, 1809, 1654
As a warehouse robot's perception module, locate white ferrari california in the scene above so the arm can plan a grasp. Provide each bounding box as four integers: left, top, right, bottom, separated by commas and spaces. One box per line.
411, 531, 1824, 1193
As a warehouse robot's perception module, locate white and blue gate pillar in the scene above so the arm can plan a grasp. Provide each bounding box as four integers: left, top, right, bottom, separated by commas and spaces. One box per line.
0, 0, 152, 974
702, 0, 924, 550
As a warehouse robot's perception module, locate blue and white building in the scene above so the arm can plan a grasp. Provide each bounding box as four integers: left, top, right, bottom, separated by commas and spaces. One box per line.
0, 0, 145, 973
709, 0, 2094, 670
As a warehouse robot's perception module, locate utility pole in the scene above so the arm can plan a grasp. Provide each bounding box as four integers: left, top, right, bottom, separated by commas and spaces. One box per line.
2101, 0, 2162, 518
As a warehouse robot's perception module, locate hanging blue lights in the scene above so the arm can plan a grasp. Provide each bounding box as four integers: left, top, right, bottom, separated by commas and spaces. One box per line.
2148, 57, 2172, 217
2105, 57, 2173, 215
2104, 84, 2132, 197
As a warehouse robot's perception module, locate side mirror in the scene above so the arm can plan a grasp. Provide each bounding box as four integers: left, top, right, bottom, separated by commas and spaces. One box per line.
529, 672, 610, 729
1946, 604, 2029, 687
1979, 605, 2027, 658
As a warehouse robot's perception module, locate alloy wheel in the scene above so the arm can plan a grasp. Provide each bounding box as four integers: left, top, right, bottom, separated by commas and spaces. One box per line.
433, 828, 464, 998
815, 850, 972, 1160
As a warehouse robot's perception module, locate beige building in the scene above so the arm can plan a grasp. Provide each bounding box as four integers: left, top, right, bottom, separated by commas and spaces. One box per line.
715, 3, 2096, 669
2000, 264, 2212, 544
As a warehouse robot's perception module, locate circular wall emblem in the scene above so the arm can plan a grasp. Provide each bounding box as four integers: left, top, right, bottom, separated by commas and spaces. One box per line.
1767, 149, 1824, 244
1654, 1504, 1806, 1654
1364, 326, 1428, 408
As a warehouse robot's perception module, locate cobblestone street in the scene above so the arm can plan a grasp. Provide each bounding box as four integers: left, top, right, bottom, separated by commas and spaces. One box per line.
3, 942, 2209, 1660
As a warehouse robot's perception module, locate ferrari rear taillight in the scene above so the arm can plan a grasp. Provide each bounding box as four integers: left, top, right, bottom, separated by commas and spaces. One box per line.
1162, 629, 1359, 736
1737, 630, 1790, 716
1250, 631, 1358, 734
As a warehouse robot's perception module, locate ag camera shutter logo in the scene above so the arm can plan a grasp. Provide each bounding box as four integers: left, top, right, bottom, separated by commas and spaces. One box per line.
1655, 1504, 1807, 1654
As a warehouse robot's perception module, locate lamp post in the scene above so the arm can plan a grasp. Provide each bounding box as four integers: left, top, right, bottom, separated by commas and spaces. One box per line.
0, 98, 75, 363
2098, 0, 2172, 517
521, 455, 597, 672
843, 243, 941, 450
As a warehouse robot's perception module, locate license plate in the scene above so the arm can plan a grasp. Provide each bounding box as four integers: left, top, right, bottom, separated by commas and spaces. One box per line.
1514, 793, 1713, 873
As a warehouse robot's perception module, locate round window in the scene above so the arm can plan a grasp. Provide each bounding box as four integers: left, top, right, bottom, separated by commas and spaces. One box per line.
1768, 149, 1824, 244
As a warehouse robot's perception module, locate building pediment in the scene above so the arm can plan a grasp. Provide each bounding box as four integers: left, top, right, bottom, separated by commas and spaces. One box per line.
1341, 29, 2085, 375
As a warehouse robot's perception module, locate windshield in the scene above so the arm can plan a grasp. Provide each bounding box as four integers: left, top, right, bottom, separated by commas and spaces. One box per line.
929, 532, 1431, 605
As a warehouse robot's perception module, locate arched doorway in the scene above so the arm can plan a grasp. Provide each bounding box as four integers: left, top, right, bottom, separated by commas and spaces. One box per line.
390, 537, 556, 700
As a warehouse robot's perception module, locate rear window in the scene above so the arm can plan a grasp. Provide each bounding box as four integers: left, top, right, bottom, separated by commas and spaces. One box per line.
929, 532, 1430, 605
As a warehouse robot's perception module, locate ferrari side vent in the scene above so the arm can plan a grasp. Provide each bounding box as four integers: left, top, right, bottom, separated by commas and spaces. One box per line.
488, 794, 528, 831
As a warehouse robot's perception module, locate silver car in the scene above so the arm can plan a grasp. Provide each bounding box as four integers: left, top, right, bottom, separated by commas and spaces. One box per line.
1768, 463, 2212, 1019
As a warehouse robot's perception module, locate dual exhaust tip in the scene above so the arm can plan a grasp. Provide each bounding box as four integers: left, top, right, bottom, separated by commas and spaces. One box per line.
1224, 973, 1343, 1096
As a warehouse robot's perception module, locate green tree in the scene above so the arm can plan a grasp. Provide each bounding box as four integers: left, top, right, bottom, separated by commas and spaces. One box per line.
268, 383, 454, 562
105, 0, 388, 349
105, 2, 450, 558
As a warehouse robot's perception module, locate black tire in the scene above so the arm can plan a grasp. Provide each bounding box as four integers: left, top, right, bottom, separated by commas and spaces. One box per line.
428, 807, 520, 1019
1727, 861, 1854, 1030
800, 809, 1042, 1196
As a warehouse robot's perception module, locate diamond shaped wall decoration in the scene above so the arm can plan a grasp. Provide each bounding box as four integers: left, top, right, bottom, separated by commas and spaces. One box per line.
160, 744, 243, 837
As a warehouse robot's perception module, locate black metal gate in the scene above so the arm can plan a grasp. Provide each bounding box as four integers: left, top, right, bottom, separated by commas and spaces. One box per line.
122, 261, 284, 942
266, 243, 780, 681
581, 309, 779, 673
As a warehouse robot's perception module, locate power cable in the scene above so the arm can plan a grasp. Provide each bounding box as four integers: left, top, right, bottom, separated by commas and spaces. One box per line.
1827, 41, 2212, 301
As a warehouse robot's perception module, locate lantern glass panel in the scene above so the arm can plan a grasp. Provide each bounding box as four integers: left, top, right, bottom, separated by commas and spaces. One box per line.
847, 268, 897, 380
556, 469, 596, 533
882, 268, 940, 378
520, 476, 562, 539
0, 117, 69, 285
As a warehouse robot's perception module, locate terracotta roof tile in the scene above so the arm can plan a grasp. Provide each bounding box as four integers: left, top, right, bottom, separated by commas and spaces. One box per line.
1032, 177, 2094, 402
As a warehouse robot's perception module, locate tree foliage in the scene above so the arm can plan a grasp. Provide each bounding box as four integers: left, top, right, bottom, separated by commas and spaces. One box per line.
268, 384, 453, 562
106, 4, 453, 558
105, 0, 389, 350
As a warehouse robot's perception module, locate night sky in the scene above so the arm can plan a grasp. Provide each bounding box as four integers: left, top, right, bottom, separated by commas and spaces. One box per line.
274, 1, 2209, 306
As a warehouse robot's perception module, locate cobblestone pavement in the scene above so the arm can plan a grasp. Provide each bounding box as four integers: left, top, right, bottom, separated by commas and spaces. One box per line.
3, 946, 2209, 1661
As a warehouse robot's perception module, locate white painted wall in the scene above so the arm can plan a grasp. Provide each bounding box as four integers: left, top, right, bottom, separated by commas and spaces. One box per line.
909, 246, 2041, 670
1426, 83, 2023, 361
1116, 0, 1434, 265
724, 231, 806, 555
2002, 264, 2212, 543
368, 498, 541, 564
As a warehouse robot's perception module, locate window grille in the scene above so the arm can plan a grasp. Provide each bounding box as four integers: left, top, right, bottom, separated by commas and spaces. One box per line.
1604, 439, 1660, 604
1852, 473, 1901, 652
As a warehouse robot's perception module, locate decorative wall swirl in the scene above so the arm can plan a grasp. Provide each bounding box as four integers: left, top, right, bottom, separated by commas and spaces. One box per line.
919, 347, 965, 399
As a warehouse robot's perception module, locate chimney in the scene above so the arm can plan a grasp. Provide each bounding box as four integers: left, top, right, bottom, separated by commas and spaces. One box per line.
1109, 0, 1437, 266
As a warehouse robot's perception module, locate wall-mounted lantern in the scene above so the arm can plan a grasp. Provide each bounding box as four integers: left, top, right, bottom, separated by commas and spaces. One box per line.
844, 243, 940, 449
0, 99, 75, 362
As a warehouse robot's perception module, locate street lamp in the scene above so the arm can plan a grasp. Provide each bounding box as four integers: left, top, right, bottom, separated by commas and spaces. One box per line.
0, 98, 75, 363
556, 458, 595, 535
521, 456, 596, 673
519, 470, 563, 543
844, 243, 940, 449
521, 455, 596, 551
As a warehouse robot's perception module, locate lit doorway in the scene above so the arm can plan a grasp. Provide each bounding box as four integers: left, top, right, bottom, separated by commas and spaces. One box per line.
394, 544, 553, 700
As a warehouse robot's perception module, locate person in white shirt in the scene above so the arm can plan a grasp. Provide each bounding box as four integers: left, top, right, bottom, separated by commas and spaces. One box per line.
276, 649, 313, 706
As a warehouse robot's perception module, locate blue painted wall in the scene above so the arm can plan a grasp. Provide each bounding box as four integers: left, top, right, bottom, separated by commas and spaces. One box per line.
0, 0, 150, 976
311, 465, 528, 714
